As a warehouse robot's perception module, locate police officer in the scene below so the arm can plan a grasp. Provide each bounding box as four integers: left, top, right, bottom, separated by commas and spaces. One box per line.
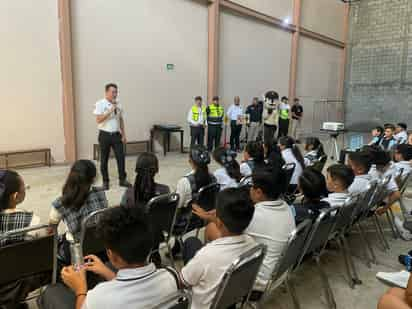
278, 96, 290, 138
206, 96, 224, 151
187, 96, 206, 146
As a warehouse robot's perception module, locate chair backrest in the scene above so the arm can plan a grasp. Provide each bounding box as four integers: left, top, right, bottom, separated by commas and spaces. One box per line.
146, 193, 180, 243
193, 183, 220, 211
0, 224, 57, 285
152, 290, 192, 309
312, 155, 328, 173
331, 194, 361, 237
282, 163, 296, 188
210, 244, 267, 309
397, 170, 411, 195
271, 219, 312, 282
80, 208, 110, 256
239, 175, 253, 187
297, 206, 340, 267
371, 175, 392, 207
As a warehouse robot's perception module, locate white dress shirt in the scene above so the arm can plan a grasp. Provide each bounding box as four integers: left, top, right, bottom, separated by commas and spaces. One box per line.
93, 99, 123, 133
246, 200, 295, 291
187, 105, 205, 127
322, 192, 350, 208
175, 173, 194, 209
281, 148, 303, 185
369, 165, 399, 192
348, 174, 372, 195
240, 160, 253, 177
227, 104, 243, 121
213, 168, 239, 190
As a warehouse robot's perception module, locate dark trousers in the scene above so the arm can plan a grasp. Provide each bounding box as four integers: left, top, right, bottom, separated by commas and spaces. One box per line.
38, 283, 75, 309
230, 121, 242, 151
207, 125, 222, 151
263, 124, 277, 146
98, 130, 127, 183
190, 126, 205, 147
278, 118, 289, 138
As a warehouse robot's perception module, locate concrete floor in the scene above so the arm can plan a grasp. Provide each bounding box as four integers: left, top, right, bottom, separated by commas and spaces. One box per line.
17, 152, 412, 309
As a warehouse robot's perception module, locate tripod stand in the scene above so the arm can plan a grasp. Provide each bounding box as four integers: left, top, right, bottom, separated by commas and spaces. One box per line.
321, 129, 346, 161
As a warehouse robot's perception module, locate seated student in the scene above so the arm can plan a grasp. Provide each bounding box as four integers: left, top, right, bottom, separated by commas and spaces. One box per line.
120, 152, 169, 208
347, 151, 373, 195
369, 126, 384, 146
395, 123, 408, 144
240, 141, 266, 177
279, 136, 305, 192
40, 207, 179, 309
391, 144, 412, 178
176, 145, 215, 209
409, 133, 412, 146
378, 276, 412, 309
265, 142, 286, 190
293, 168, 330, 223
380, 124, 397, 151
213, 147, 241, 190
180, 188, 256, 309
49, 160, 108, 264
304, 137, 325, 167
323, 164, 355, 208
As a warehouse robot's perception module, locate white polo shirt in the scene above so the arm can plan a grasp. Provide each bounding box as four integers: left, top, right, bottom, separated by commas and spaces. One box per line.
395, 131, 408, 144
93, 98, 123, 133
240, 160, 253, 177
181, 235, 257, 309
213, 168, 239, 190
349, 174, 372, 195
82, 263, 178, 309
227, 104, 243, 121
322, 192, 349, 208
369, 165, 399, 192
246, 200, 295, 291
281, 148, 303, 185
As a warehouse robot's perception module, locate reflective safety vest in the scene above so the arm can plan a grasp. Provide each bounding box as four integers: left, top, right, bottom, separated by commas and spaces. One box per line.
279, 107, 289, 120
192, 105, 206, 122
207, 104, 224, 125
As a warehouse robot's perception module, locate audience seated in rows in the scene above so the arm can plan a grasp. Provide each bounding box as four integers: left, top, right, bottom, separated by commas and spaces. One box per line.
212, 147, 241, 190
323, 164, 355, 208
303, 137, 325, 167
279, 136, 305, 192
347, 151, 373, 195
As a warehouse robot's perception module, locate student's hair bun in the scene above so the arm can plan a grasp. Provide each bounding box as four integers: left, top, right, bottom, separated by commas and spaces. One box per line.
190, 146, 211, 165
221, 149, 237, 166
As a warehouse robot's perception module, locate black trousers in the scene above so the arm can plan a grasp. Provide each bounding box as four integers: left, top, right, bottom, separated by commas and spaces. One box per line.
190, 126, 205, 147
263, 124, 277, 146
98, 130, 127, 183
230, 121, 242, 151
207, 125, 222, 151
278, 118, 289, 138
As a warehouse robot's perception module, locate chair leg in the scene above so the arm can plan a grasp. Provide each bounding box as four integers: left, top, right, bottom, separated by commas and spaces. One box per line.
285, 277, 301, 309
387, 208, 400, 239
314, 256, 336, 309
336, 237, 355, 288
356, 223, 376, 266
165, 240, 176, 268
342, 236, 362, 286
373, 214, 390, 251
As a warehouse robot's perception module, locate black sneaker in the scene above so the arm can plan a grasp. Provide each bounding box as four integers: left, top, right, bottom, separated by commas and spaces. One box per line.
119, 179, 132, 188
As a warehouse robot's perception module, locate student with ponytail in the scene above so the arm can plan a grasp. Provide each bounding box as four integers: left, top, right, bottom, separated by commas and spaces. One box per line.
121, 152, 169, 208
213, 147, 241, 190
279, 136, 305, 191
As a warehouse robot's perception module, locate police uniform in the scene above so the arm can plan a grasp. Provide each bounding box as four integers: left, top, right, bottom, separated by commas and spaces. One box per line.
206, 103, 224, 151
278, 102, 290, 138
187, 105, 206, 146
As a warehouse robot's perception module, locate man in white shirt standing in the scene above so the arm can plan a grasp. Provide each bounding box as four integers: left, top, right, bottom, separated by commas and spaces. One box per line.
227, 96, 243, 152
93, 83, 130, 190
187, 96, 206, 147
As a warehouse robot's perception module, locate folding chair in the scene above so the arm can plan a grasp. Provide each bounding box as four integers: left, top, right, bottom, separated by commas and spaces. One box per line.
297, 207, 341, 309
240, 175, 253, 187
282, 163, 297, 204
146, 193, 180, 267
394, 170, 412, 231
257, 219, 313, 309
80, 208, 111, 257
0, 224, 58, 304
210, 244, 267, 309
152, 290, 192, 309
312, 155, 328, 173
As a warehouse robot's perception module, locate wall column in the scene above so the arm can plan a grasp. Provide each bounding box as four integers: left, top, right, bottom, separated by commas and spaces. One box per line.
288, 0, 302, 102
207, 0, 220, 103
58, 0, 77, 162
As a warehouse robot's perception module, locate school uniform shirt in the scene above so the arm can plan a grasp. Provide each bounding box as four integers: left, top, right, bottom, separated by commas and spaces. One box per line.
93, 99, 123, 133
348, 174, 372, 195
392, 161, 412, 178
176, 173, 195, 209
181, 235, 257, 309
0, 209, 41, 246
281, 149, 303, 185
213, 168, 239, 190
395, 131, 408, 144
240, 160, 253, 177
82, 263, 178, 309
227, 104, 243, 122
379, 137, 397, 151
304, 150, 318, 167
369, 165, 399, 192
245, 200, 295, 291
322, 192, 349, 208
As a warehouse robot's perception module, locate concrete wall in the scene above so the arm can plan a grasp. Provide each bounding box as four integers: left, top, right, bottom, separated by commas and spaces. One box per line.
0, 0, 64, 162
219, 10, 291, 110
229, 0, 293, 20
345, 0, 412, 130
71, 0, 208, 158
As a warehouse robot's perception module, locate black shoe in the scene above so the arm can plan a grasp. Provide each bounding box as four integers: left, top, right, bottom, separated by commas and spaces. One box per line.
119, 179, 132, 188
399, 254, 412, 268
97, 182, 109, 191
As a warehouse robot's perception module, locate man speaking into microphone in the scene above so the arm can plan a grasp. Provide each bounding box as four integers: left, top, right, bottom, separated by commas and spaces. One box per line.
94, 83, 130, 190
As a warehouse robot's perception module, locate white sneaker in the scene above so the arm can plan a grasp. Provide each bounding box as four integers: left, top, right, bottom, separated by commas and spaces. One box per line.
376, 270, 410, 288
394, 217, 412, 241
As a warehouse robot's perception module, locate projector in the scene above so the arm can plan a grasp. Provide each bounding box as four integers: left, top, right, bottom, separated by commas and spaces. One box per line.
322, 122, 345, 131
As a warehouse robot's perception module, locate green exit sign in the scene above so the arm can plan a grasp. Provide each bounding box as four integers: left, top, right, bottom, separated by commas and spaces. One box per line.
166, 64, 175, 71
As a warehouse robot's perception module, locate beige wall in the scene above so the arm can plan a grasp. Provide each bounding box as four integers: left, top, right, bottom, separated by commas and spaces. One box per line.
229, 0, 293, 20
219, 10, 291, 109
71, 0, 208, 159
301, 0, 345, 41
0, 0, 64, 162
